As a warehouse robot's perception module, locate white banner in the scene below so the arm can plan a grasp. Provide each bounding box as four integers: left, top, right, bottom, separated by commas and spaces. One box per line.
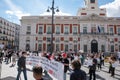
26, 56, 64, 80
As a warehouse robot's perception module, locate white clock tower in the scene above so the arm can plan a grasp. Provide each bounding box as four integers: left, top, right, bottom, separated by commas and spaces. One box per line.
77, 0, 106, 17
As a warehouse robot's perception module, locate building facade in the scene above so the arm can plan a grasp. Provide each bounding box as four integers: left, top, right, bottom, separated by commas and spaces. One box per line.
0, 17, 20, 50
19, 0, 120, 53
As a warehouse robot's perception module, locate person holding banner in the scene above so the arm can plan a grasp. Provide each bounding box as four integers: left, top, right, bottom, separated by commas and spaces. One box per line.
33, 66, 44, 80
70, 60, 86, 80
16, 52, 27, 80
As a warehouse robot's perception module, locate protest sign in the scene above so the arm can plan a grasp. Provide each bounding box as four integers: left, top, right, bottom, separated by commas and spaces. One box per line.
26, 56, 64, 80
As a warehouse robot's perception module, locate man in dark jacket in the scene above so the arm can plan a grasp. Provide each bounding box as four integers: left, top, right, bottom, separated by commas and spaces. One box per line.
16, 51, 27, 80
70, 60, 86, 80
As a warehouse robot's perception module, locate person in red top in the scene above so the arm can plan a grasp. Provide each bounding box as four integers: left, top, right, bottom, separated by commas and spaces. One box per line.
33, 66, 44, 80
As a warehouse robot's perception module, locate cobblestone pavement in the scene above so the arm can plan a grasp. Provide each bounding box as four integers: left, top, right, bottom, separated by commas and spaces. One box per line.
1, 61, 120, 80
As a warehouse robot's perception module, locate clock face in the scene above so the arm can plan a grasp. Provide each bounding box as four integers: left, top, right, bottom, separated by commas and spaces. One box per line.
90, 0, 95, 3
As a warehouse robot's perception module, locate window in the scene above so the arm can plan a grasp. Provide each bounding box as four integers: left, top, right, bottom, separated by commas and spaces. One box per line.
74, 45, 77, 52
73, 27, 77, 34
90, 0, 95, 3
47, 44, 51, 52
91, 27, 96, 33
47, 26, 51, 34
56, 44, 59, 51
47, 37, 51, 42
83, 27, 87, 33
56, 26, 60, 34
73, 37, 77, 42
110, 28, 113, 34
91, 7, 95, 9
101, 27, 104, 33
64, 26, 69, 34
118, 28, 120, 35
84, 45, 87, 52
26, 44, 30, 51
38, 37, 42, 42
101, 45, 105, 52
38, 44, 42, 51
56, 37, 60, 42
26, 37, 30, 42
111, 45, 114, 52
38, 27, 42, 34
26, 26, 31, 34
27, 26, 31, 31
65, 44, 68, 51
64, 37, 68, 42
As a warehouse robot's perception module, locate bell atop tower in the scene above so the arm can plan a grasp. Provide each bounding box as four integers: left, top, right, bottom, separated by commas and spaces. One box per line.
84, 0, 99, 9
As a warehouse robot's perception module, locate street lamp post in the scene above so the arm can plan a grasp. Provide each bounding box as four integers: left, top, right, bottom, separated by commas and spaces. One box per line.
47, 0, 59, 54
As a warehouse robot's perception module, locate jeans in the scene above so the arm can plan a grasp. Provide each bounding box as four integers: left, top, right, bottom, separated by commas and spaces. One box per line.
64, 73, 66, 80
111, 67, 115, 76
89, 70, 96, 80
16, 68, 27, 80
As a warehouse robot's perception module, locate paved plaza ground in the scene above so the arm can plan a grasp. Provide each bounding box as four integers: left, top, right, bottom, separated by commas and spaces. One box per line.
1, 61, 120, 80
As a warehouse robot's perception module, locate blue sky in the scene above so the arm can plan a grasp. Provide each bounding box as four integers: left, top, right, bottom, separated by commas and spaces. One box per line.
0, 0, 120, 24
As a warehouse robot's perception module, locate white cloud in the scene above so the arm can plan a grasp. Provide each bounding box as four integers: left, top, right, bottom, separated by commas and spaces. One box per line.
6, 10, 14, 15
100, 0, 120, 17
40, 11, 71, 16
4, 0, 30, 19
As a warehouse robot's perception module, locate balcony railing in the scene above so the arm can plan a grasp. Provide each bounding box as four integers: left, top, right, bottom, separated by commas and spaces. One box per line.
38, 32, 43, 34
47, 32, 51, 34
26, 32, 31, 34
73, 32, 77, 35
64, 32, 69, 34
56, 32, 60, 34
79, 32, 112, 35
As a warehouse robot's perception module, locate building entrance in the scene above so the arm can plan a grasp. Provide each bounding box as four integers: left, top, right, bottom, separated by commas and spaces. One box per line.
91, 39, 98, 53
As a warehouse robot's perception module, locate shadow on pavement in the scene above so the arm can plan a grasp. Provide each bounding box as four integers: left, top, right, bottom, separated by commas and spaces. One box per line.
101, 69, 120, 76
86, 73, 105, 80
1, 76, 16, 80
96, 74, 106, 80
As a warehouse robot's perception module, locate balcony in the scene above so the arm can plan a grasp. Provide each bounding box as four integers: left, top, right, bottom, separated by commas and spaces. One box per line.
26, 32, 31, 34
38, 32, 43, 34
64, 32, 69, 34
73, 32, 77, 35
56, 32, 60, 34
79, 32, 110, 35
47, 32, 51, 34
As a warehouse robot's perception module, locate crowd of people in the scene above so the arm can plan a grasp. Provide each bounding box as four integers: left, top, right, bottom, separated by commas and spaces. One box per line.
0, 49, 120, 80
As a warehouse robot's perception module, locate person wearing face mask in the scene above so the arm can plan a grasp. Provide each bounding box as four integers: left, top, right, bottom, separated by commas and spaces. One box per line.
70, 60, 86, 80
